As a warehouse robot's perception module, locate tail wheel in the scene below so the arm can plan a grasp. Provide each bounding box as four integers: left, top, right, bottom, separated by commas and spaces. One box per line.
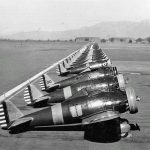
121, 132, 129, 138
126, 87, 138, 114
116, 74, 126, 91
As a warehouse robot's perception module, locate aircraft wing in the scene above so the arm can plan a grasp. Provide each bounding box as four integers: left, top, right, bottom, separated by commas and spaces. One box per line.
8, 117, 33, 130
67, 89, 89, 100
82, 111, 120, 125
79, 67, 91, 73
82, 89, 103, 97
67, 88, 103, 100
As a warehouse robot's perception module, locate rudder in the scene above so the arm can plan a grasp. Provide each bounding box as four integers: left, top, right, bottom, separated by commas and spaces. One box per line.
56, 63, 68, 76
24, 84, 44, 105
39, 74, 55, 91
0, 100, 23, 129
0, 102, 10, 129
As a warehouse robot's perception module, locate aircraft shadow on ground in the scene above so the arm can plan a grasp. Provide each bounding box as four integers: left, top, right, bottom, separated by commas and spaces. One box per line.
9, 119, 121, 143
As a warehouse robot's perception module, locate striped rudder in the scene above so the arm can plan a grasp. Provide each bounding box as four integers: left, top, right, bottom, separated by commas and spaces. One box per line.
24, 84, 44, 105
56, 64, 67, 76
63, 59, 70, 69
62, 61, 65, 68
39, 75, 47, 91
0, 102, 10, 129
39, 74, 55, 91
56, 64, 61, 75
24, 86, 32, 105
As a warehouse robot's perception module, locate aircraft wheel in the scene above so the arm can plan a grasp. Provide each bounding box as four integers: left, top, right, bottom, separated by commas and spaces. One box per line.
112, 67, 118, 75
126, 87, 138, 114
117, 74, 125, 91
121, 132, 129, 138
114, 67, 118, 75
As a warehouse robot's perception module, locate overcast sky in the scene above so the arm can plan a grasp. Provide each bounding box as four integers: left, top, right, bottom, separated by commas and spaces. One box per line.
0, 0, 150, 34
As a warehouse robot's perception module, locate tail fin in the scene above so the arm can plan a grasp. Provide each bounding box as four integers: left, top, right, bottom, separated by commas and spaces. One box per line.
24, 84, 44, 105
66, 58, 68, 63
106, 59, 112, 67
0, 100, 23, 129
62, 61, 65, 68
67, 57, 72, 65
56, 64, 61, 75
0, 102, 10, 128
56, 63, 68, 76
63, 59, 70, 69
69, 57, 72, 61
39, 74, 55, 91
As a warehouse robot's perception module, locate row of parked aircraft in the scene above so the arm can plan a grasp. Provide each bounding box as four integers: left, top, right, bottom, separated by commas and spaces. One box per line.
0, 42, 140, 141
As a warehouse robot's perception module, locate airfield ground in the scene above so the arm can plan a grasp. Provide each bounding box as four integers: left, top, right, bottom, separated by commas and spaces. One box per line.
0, 41, 150, 150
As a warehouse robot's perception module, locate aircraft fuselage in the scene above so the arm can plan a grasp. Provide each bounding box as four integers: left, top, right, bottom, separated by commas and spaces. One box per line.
47, 67, 117, 91
10, 91, 127, 130
37, 77, 120, 105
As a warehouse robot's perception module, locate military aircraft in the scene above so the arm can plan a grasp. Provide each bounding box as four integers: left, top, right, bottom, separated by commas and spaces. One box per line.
56, 43, 112, 76
24, 74, 126, 107
0, 43, 89, 103
0, 42, 140, 141
39, 66, 118, 91
0, 87, 139, 139
58, 43, 94, 70
21, 42, 121, 107
67, 44, 110, 68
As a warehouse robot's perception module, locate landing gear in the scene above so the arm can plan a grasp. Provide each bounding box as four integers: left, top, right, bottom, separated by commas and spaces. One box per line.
126, 87, 138, 114
84, 118, 121, 143
117, 74, 126, 91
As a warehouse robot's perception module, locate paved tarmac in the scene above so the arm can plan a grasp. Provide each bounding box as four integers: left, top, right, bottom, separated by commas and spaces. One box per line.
0, 41, 150, 150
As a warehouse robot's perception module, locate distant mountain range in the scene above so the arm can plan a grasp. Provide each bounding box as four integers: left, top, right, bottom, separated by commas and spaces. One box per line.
1, 20, 150, 40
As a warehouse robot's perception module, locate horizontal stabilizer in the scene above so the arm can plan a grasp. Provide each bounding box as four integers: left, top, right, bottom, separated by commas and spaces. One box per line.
82, 111, 119, 125
8, 117, 33, 130
80, 67, 91, 73
31, 96, 50, 107
47, 84, 60, 91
